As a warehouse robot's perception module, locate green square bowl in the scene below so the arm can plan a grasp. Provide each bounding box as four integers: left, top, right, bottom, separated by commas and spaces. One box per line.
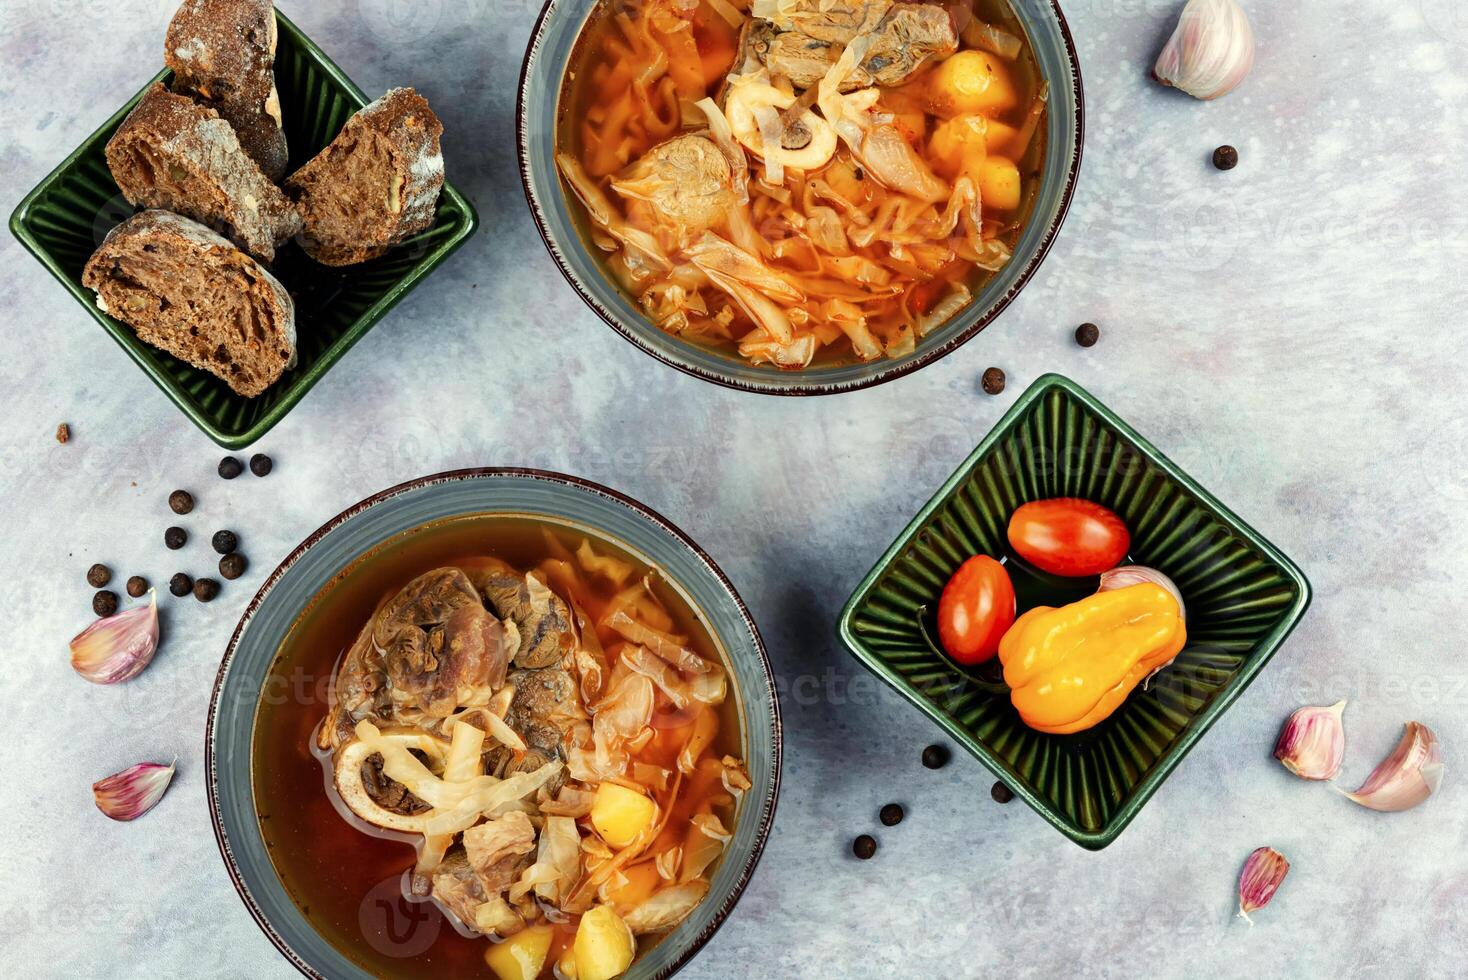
837, 374, 1311, 849
8, 9, 478, 449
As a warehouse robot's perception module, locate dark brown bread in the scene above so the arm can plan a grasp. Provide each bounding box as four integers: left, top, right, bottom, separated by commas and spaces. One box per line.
105, 82, 300, 263
82, 211, 296, 398
284, 88, 444, 266
165, 0, 288, 181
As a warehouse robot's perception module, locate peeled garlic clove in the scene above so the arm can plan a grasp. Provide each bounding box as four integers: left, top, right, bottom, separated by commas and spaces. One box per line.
1340, 722, 1444, 812
1273, 700, 1346, 780
69, 590, 159, 684
1237, 846, 1288, 923
1098, 565, 1186, 620
93, 760, 176, 821
1154, 0, 1255, 101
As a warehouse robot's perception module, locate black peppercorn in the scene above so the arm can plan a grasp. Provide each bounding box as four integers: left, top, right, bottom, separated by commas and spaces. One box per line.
218, 456, 243, 479
92, 590, 119, 617
1075, 322, 1100, 347
249, 453, 273, 477
212, 530, 239, 555
126, 575, 148, 598
219, 553, 247, 580
168, 489, 195, 515
1212, 144, 1239, 171
164, 526, 187, 549
86, 563, 112, 587
921, 744, 950, 770
169, 572, 194, 597
981, 367, 1006, 395
852, 834, 877, 860
991, 781, 1014, 804
193, 577, 220, 602
879, 803, 904, 827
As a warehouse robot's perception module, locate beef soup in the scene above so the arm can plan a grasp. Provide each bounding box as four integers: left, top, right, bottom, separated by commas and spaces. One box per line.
253, 514, 748, 979
556, 0, 1049, 369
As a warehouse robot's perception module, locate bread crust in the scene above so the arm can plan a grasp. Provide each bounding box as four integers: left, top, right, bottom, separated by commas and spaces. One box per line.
165, 0, 288, 181
82, 210, 296, 398
105, 82, 301, 263
284, 87, 444, 266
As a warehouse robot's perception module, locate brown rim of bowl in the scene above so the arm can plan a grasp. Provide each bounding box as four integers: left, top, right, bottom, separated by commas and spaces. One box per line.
205, 467, 783, 980
516, 0, 1085, 396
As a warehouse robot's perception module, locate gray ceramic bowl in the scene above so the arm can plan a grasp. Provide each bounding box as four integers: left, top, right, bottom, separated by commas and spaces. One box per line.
518, 0, 1083, 394
207, 469, 781, 979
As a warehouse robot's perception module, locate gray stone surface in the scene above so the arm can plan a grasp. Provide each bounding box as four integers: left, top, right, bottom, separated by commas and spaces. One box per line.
1, 0, 1464, 977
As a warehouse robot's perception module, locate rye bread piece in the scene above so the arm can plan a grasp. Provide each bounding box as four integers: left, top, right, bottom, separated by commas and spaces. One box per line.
284, 88, 444, 266
82, 211, 296, 398
166, 0, 288, 181
105, 83, 301, 263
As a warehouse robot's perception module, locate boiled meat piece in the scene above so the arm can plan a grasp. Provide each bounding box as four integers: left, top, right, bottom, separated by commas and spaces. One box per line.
431, 848, 490, 927
462, 811, 536, 895
486, 666, 581, 791
473, 563, 577, 669
374, 568, 509, 718
610, 135, 737, 247
752, 1, 957, 91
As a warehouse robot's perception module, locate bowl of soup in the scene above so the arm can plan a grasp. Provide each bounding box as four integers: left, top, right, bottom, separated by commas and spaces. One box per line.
207, 469, 781, 979
519, 0, 1082, 393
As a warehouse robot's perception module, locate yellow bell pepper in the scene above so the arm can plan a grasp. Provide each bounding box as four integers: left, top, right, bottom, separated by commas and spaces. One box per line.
998, 584, 1186, 735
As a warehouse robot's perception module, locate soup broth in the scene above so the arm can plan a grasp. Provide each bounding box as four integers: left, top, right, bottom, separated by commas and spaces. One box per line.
556, 0, 1048, 368
252, 514, 745, 979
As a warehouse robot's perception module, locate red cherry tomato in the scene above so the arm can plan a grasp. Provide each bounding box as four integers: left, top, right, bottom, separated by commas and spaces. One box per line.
1007, 498, 1130, 576
937, 556, 1016, 665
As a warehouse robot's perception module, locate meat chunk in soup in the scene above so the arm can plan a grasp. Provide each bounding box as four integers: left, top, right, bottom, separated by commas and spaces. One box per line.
756, 0, 958, 91
487, 666, 580, 790
431, 847, 492, 927
462, 811, 536, 894
474, 562, 578, 669
610, 135, 737, 247
373, 568, 509, 718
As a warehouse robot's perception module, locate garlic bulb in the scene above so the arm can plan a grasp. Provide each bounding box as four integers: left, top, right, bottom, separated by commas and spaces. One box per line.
1340, 722, 1444, 812
1273, 700, 1346, 780
1237, 846, 1288, 923
1097, 565, 1186, 620
93, 760, 176, 821
1153, 0, 1255, 101
69, 590, 159, 684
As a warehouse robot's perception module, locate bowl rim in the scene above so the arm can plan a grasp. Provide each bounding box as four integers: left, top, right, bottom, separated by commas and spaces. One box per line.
204, 467, 783, 978
835, 374, 1313, 848
7, 8, 480, 450
516, 0, 1085, 396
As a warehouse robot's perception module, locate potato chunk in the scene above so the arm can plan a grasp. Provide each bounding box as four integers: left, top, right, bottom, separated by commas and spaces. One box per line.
485, 925, 554, 980
928, 50, 1018, 118
591, 783, 657, 849
979, 157, 1022, 211
929, 115, 989, 182
574, 905, 636, 980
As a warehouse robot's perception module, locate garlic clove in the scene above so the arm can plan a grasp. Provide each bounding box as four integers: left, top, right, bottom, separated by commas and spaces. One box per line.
1153, 0, 1255, 101
1273, 700, 1346, 780
1098, 565, 1186, 621
93, 760, 176, 821
69, 590, 159, 684
1339, 722, 1444, 812
1237, 846, 1288, 923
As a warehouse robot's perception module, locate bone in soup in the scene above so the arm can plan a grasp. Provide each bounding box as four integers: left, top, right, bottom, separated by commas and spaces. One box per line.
252, 515, 747, 980
556, 0, 1048, 369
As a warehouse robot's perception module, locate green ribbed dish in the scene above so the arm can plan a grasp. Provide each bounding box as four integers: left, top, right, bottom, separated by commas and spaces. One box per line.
837, 374, 1311, 849
8, 10, 478, 449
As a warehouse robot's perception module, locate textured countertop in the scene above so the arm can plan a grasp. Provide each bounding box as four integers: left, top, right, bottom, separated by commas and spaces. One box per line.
2, 1, 1464, 977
